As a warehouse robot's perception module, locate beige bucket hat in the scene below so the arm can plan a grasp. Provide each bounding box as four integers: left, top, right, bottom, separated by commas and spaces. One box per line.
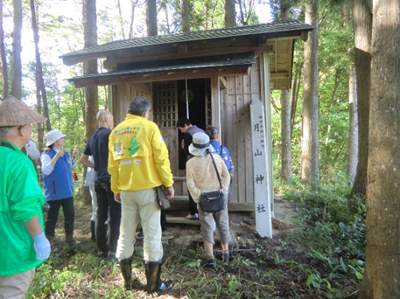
189, 132, 215, 157
0, 95, 47, 127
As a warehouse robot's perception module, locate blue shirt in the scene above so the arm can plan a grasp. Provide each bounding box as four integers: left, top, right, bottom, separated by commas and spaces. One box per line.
210, 141, 234, 195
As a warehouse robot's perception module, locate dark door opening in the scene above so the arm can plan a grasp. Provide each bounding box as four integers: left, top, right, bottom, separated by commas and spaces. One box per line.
177, 78, 211, 169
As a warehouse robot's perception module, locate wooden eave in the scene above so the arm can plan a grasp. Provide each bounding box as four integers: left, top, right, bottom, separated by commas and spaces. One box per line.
62, 30, 305, 67
73, 67, 250, 88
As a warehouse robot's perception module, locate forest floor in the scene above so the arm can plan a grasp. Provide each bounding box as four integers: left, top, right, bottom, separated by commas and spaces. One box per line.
30, 197, 359, 298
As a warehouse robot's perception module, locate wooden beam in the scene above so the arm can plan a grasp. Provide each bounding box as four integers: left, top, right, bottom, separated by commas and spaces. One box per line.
300, 31, 308, 42
270, 71, 289, 79
219, 77, 227, 89
73, 67, 251, 88
178, 44, 188, 54
258, 36, 268, 46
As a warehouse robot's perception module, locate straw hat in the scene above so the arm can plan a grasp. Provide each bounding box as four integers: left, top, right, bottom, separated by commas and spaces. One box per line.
0, 95, 47, 127
189, 132, 215, 157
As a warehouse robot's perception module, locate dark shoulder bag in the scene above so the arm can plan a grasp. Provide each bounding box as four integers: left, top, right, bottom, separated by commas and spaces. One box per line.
199, 150, 226, 213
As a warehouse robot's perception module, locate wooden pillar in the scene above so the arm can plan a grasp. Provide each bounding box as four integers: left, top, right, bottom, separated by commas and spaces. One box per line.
211, 75, 221, 132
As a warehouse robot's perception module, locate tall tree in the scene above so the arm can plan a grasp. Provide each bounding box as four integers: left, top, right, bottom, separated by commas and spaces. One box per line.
30, 0, 51, 134
343, 4, 358, 183
181, 0, 189, 32
301, 0, 319, 189
82, 0, 99, 202
237, 0, 255, 25
350, 0, 372, 196
359, 1, 400, 297
347, 63, 358, 182
224, 0, 236, 27
147, 0, 157, 36
280, 1, 292, 183
128, 0, 139, 39
0, 0, 8, 100
10, 0, 22, 99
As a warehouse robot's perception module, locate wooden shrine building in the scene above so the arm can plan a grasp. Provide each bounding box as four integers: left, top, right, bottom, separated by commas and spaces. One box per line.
61, 20, 313, 213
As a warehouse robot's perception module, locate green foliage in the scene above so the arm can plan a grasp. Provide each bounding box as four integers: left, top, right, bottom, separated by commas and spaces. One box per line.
284, 175, 365, 295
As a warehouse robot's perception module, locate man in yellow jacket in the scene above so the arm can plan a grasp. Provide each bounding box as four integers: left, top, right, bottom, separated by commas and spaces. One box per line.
108, 96, 174, 293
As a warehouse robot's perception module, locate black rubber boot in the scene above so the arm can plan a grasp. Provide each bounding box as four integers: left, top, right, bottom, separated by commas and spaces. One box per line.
145, 261, 174, 293
120, 258, 133, 290
91, 220, 96, 241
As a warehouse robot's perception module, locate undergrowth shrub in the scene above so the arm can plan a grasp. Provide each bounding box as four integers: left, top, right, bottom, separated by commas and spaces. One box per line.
285, 173, 365, 296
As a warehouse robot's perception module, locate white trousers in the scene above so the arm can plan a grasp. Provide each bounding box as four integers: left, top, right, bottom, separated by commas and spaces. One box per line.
88, 184, 98, 221
116, 188, 163, 262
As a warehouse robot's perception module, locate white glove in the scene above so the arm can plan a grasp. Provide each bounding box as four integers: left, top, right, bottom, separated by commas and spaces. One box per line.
32, 232, 51, 260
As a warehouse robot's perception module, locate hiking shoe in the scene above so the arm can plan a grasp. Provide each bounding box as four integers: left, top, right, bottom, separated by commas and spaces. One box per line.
186, 213, 199, 220
108, 252, 118, 261
222, 253, 230, 262
136, 231, 144, 239
204, 259, 217, 269
97, 251, 108, 258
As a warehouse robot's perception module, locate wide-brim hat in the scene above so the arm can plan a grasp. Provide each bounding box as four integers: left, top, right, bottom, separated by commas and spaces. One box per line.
0, 95, 47, 127
45, 130, 66, 146
189, 132, 215, 157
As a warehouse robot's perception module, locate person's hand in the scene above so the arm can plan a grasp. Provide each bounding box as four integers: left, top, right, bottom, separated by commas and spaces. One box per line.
32, 232, 51, 260
165, 186, 175, 200
181, 139, 185, 150
57, 149, 65, 158
73, 148, 79, 155
114, 193, 121, 203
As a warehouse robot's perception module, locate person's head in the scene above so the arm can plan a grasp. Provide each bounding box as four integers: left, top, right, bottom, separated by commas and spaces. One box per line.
188, 132, 214, 157
205, 126, 219, 141
127, 96, 151, 119
176, 117, 192, 133
45, 130, 66, 149
0, 95, 46, 149
96, 110, 114, 130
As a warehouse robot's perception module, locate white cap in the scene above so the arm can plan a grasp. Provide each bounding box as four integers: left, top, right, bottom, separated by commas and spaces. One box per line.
45, 130, 66, 146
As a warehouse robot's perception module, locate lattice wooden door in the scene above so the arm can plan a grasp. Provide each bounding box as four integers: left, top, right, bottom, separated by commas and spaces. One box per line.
152, 82, 179, 175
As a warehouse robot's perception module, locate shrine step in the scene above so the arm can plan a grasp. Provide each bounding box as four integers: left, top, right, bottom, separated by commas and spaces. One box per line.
165, 216, 201, 226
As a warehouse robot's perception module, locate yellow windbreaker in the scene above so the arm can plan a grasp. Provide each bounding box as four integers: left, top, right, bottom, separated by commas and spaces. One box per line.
108, 114, 174, 194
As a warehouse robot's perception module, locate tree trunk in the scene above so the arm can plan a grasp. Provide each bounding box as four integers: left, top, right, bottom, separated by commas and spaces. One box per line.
10, 0, 22, 100
224, 0, 235, 28
291, 62, 302, 138
30, 0, 51, 132
181, 0, 190, 32
146, 0, 157, 36
359, 1, 400, 297
350, 0, 372, 196
281, 89, 292, 182
301, 0, 319, 189
347, 64, 358, 183
128, 0, 139, 39
82, 0, 99, 204
280, 2, 291, 183
117, 0, 125, 39
0, 0, 8, 100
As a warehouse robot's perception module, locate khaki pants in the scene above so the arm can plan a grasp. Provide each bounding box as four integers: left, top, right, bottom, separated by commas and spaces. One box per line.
116, 188, 163, 262
0, 268, 35, 299
199, 203, 231, 245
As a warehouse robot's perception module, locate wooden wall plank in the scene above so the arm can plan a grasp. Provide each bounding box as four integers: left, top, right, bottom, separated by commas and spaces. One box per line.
235, 75, 246, 204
